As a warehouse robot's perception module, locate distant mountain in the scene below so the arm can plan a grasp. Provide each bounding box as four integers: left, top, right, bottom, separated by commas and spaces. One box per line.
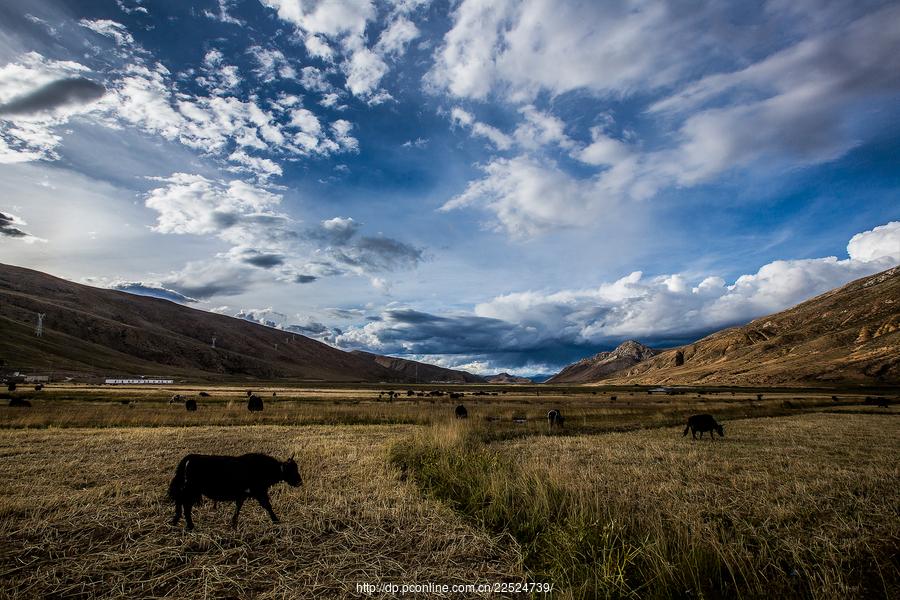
547, 340, 658, 383
0, 263, 404, 382
606, 266, 900, 386
350, 351, 486, 383
485, 372, 533, 384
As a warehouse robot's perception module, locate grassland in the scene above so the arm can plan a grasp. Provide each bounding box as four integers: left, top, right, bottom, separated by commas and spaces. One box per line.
1, 384, 898, 598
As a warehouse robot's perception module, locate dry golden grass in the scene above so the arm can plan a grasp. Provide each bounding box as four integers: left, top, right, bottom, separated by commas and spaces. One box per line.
1, 387, 896, 598
391, 413, 900, 599
0, 426, 520, 599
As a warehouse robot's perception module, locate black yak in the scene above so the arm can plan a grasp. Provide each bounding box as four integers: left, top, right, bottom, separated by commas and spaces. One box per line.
170, 394, 182, 404
198, 391, 211, 397
455, 404, 468, 419
185, 398, 197, 411
247, 394, 264, 412
34, 383, 44, 391
683, 414, 724, 440
547, 409, 564, 428
168, 453, 301, 530
8, 397, 31, 407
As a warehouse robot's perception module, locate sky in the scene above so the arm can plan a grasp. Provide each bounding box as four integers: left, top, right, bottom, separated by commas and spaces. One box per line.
1, 0, 899, 377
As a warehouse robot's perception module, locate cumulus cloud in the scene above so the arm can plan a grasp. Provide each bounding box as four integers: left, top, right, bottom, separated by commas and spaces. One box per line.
257, 0, 424, 101
140, 175, 423, 296
335, 221, 900, 370
441, 156, 605, 237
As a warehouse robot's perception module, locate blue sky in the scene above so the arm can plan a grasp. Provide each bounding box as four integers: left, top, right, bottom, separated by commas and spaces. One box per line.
1, 0, 899, 376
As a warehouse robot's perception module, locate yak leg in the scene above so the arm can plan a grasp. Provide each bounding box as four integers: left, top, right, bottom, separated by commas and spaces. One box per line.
256, 491, 280, 523
692, 428, 698, 440
184, 499, 195, 530
231, 497, 245, 527
171, 501, 182, 526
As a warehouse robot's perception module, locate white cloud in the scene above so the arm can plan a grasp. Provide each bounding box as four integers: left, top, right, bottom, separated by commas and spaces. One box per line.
249, 46, 296, 82
258, 0, 406, 101
375, 15, 419, 57
78, 19, 135, 47
428, 0, 705, 101
449, 107, 512, 150
847, 222, 900, 264
341, 39, 389, 98
259, 0, 374, 38
441, 156, 607, 237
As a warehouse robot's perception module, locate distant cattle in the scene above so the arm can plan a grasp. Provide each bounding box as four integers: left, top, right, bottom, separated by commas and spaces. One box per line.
34, 383, 44, 391
185, 398, 197, 411
247, 395, 264, 412
170, 394, 182, 404
683, 414, 724, 440
7, 382, 16, 392
198, 392, 211, 397
863, 396, 890, 408
547, 409, 564, 428
449, 392, 463, 400
168, 453, 302, 530
455, 404, 468, 419
246, 390, 254, 397
8, 397, 31, 407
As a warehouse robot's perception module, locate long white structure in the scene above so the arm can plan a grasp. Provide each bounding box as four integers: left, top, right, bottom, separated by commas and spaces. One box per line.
104, 378, 174, 385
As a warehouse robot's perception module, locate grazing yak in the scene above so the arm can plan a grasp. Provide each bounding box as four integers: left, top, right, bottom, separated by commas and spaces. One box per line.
170, 394, 182, 404
185, 398, 197, 411
168, 453, 302, 530
455, 404, 468, 419
247, 394, 264, 412
198, 391, 211, 397
547, 409, 564, 428
683, 414, 724, 440
8, 397, 31, 407
34, 383, 44, 391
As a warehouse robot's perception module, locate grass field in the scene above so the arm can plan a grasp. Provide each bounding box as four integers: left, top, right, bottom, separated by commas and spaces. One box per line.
1, 385, 898, 598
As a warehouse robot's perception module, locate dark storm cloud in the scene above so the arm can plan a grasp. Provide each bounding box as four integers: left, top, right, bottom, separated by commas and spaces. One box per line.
112, 282, 198, 303
0, 212, 30, 238
0, 78, 105, 115
332, 236, 423, 271
241, 252, 286, 268
334, 306, 728, 371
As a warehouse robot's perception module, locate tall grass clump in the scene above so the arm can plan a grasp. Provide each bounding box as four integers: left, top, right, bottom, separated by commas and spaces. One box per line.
389, 422, 747, 599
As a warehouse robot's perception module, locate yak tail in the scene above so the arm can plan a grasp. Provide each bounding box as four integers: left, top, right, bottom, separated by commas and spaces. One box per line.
682, 424, 690, 436
168, 456, 189, 502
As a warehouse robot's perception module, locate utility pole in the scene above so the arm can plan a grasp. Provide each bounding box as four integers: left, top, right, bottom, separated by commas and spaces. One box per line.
35, 313, 45, 337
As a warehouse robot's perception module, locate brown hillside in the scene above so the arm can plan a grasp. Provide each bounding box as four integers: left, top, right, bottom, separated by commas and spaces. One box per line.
604, 266, 900, 386
350, 350, 485, 383
548, 340, 658, 383
0, 263, 405, 382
